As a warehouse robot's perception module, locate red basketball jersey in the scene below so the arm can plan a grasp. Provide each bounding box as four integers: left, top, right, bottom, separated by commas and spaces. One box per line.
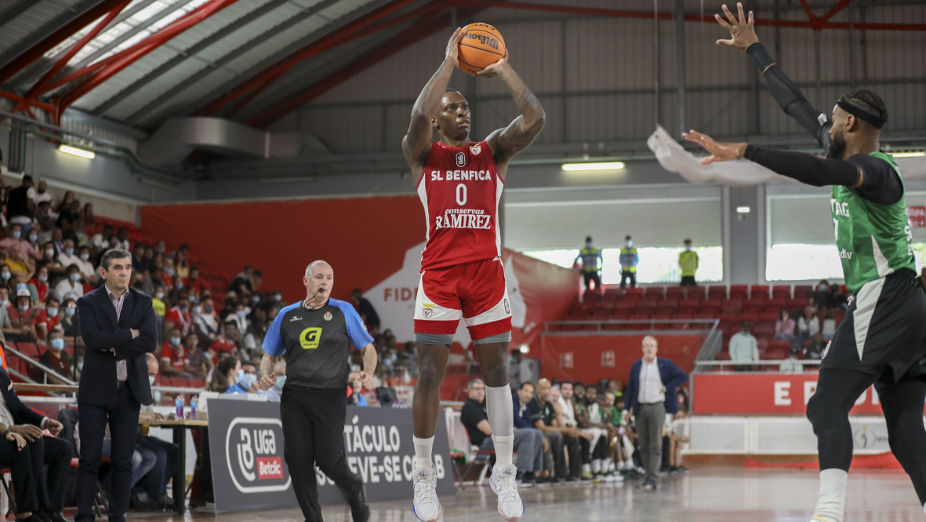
417, 140, 503, 271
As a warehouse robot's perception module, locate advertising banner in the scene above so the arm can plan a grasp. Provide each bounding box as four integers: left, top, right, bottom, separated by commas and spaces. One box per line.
208, 398, 455, 513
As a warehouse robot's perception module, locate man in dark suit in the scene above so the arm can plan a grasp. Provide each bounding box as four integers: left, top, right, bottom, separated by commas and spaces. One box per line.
75, 249, 157, 522
623, 335, 688, 491
0, 367, 71, 522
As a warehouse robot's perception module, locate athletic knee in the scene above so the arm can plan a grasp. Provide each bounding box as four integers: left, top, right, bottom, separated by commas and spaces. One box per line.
415, 371, 443, 394
888, 414, 926, 452
481, 364, 508, 388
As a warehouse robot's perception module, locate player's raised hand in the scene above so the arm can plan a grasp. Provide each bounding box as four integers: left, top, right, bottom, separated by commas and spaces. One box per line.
445, 27, 464, 68
475, 52, 509, 78
715, 2, 759, 51
682, 129, 747, 165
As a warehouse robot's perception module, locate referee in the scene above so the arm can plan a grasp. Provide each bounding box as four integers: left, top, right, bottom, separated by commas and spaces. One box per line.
259, 260, 377, 522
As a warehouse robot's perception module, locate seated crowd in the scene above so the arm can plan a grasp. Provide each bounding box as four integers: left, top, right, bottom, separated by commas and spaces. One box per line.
460, 377, 691, 487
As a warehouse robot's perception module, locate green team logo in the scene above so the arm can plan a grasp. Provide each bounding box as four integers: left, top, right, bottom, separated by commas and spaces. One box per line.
299, 328, 322, 350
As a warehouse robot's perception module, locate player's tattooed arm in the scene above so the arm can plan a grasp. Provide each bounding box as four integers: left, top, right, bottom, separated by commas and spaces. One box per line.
484, 59, 546, 167
403, 28, 465, 175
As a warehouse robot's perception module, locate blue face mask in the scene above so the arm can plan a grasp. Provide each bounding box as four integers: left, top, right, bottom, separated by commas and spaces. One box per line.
16, 284, 26, 292
70, 273, 80, 282
0, 272, 9, 281
47, 307, 58, 317
17, 305, 28, 313
65, 247, 74, 256
237, 370, 256, 390
236, 310, 246, 319
65, 306, 76, 317
275, 375, 286, 389
11, 231, 20, 239
50, 338, 65, 351
170, 336, 181, 346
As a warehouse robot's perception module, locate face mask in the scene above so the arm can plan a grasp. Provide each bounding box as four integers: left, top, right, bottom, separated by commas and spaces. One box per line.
65, 306, 76, 317
164, 268, 175, 276
17, 305, 28, 313
50, 338, 65, 351
0, 300, 7, 308
236, 310, 247, 319
148, 375, 155, 386
170, 336, 181, 346
627, 240, 633, 247
203, 305, 213, 314
80, 253, 90, 261
70, 273, 80, 282
237, 370, 256, 389
193, 305, 202, 314
275, 376, 286, 389
274, 294, 282, 302
45, 249, 54, 258
251, 296, 260, 303
28, 234, 37, 243
38, 275, 47, 283
586, 241, 592, 248
819, 284, 829, 291
47, 307, 58, 317
0, 272, 9, 281
11, 231, 20, 239
155, 292, 164, 300
174, 281, 183, 289
16, 284, 26, 292
65, 247, 74, 256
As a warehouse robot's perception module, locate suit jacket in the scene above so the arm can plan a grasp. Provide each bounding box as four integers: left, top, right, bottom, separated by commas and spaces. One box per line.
624, 358, 688, 416
77, 286, 157, 406
0, 367, 44, 427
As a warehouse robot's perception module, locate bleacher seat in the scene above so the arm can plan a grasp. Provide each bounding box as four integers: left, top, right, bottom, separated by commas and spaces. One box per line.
771, 286, 791, 300
743, 301, 764, 314
758, 311, 779, 322
707, 286, 727, 300
750, 285, 770, 299
737, 312, 759, 323
721, 299, 743, 314
729, 285, 748, 300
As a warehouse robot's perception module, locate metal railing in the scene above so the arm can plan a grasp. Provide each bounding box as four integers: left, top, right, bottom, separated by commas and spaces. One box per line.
4, 345, 77, 387
543, 318, 720, 334
695, 359, 822, 372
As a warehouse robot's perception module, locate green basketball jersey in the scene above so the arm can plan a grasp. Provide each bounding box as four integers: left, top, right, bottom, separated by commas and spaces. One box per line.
830, 151, 915, 295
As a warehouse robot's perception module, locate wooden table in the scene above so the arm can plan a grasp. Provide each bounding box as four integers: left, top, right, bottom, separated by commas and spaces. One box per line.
144, 418, 209, 515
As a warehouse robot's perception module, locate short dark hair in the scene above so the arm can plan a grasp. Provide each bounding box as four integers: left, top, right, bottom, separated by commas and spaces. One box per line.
684, 238, 692, 243
519, 381, 535, 391
100, 248, 131, 270
22, 175, 32, 184
843, 88, 888, 127
585, 236, 592, 242
560, 380, 573, 387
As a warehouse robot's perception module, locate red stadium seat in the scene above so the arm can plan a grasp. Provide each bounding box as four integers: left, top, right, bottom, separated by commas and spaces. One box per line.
737, 312, 759, 323
729, 285, 748, 300
758, 312, 780, 323
771, 286, 791, 300
707, 286, 727, 300
676, 306, 697, 318
750, 285, 770, 299
721, 299, 744, 314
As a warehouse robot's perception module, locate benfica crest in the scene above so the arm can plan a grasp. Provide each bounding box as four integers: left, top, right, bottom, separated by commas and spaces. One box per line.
469, 143, 482, 156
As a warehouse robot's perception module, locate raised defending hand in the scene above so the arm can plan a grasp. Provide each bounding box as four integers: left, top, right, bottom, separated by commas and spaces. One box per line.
258, 372, 275, 391
715, 2, 759, 51
445, 27, 464, 68
682, 129, 747, 165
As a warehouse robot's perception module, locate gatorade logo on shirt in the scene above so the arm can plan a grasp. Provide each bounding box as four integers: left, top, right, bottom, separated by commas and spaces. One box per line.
299, 328, 322, 350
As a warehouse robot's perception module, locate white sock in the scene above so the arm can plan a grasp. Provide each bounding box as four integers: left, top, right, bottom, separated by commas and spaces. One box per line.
813, 468, 848, 521
485, 383, 514, 467
413, 436, 434, 469
922, 502, 926, 516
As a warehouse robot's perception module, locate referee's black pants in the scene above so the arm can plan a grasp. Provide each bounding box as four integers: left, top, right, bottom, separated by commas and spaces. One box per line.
281, 386, 366, 522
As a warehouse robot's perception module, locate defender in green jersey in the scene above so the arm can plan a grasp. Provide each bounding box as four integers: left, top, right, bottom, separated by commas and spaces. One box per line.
683, 4, 926, 522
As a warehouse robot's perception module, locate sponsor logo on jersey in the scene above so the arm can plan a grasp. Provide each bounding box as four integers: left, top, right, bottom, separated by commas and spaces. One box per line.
289, 316, 302, 322
470, 143, 482, 155
299, 327, 322, 350
435, 209, 492, 230
323, 311, 333, 322
455, 151, 466, 167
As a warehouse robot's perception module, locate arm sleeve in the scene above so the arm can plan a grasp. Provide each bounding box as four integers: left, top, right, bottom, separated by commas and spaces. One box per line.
744, 145, 861, 187
117, 298, 158, 358
77, 298, 134, 351
341, 303, 374, 349
747, 42, 831, 149
262, 307, 286, 357
846, 154, 904, 205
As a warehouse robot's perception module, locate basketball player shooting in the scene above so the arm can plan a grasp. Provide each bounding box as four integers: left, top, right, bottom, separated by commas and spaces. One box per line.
401, 27, 545, 522
685, 4, 926, 521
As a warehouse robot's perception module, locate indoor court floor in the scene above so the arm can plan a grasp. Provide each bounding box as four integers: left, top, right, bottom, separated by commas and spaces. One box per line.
119, 467, 925, 521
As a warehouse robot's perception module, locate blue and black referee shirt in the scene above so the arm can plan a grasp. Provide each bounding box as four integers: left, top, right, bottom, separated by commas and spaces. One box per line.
263, 298, 373, 390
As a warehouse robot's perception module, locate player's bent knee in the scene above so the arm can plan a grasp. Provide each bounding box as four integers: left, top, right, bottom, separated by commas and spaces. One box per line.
415, 333, 452, 346
473, 331, 511, 345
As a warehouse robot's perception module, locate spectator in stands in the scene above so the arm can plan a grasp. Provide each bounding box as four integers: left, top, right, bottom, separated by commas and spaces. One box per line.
729, 321, 759, 371
259, 358, 287, 403
351, 288, 381, 332
36, 241, 61, 275
6, 175, 35, 233
0, 288, 12, 342
796, 305, 820, 347
165, 294, 193, 337
575, 235, 603, 292
810, 280, 833, 310
8, 288, 38, 342
184, 332, 213, 379
208, 356, 243, 394
90, 224, 114, 250
35, 296, 60, 341
187, 266, 204, 295
55, 264, 85, 302
241, 308, 268, 359
460, 379, 543, 486
33, 179, 52, 207
159, 327, 191, 377
151, 285, 166, 334
59, 298, 79, 340
821, 310, 837, 341
27, 265, 49, 304
81, 203, 94, 225
622, 335, 688, 491
50, 227, 64, 255
113, 227, 131, 252
829, 283, 848, 311
0, 364, 71, 522
528, 378, 582, 481
193, 297, 219, 345
774, 309, 796, 342
780, 345, 805, 374
25, 228, 39, 254
210, 317, 240, 363
39, 327, 72, 384
229, 302, 249, 334
229, 265, 255, 296
55, 239, 80, 271
0, 223, 39, 276
619, 235, 638, 289
678, 239, 699, 286
74, 245, 94, 279
239, 360, 259, 393
805, 332, 827, 359
347, 372, 368, 407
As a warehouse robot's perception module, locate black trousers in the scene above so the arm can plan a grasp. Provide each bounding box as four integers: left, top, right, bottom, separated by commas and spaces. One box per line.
76, 384, 140, 522
0, 434, 72, 514
680, 276, 697, 286
281, 386, 364, 522
135, 435, 178, 499
620, 271, 636, 289
582, 272, 601, 291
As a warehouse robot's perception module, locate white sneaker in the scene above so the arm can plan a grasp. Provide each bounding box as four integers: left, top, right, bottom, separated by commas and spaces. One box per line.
412, 466, 441, 522
489, 464, 525, 521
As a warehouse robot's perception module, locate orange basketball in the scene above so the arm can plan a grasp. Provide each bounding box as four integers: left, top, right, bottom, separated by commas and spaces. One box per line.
457, 23, 506, 75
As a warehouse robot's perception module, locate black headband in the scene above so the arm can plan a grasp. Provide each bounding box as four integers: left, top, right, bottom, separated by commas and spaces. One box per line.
836, 97, 885, 129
